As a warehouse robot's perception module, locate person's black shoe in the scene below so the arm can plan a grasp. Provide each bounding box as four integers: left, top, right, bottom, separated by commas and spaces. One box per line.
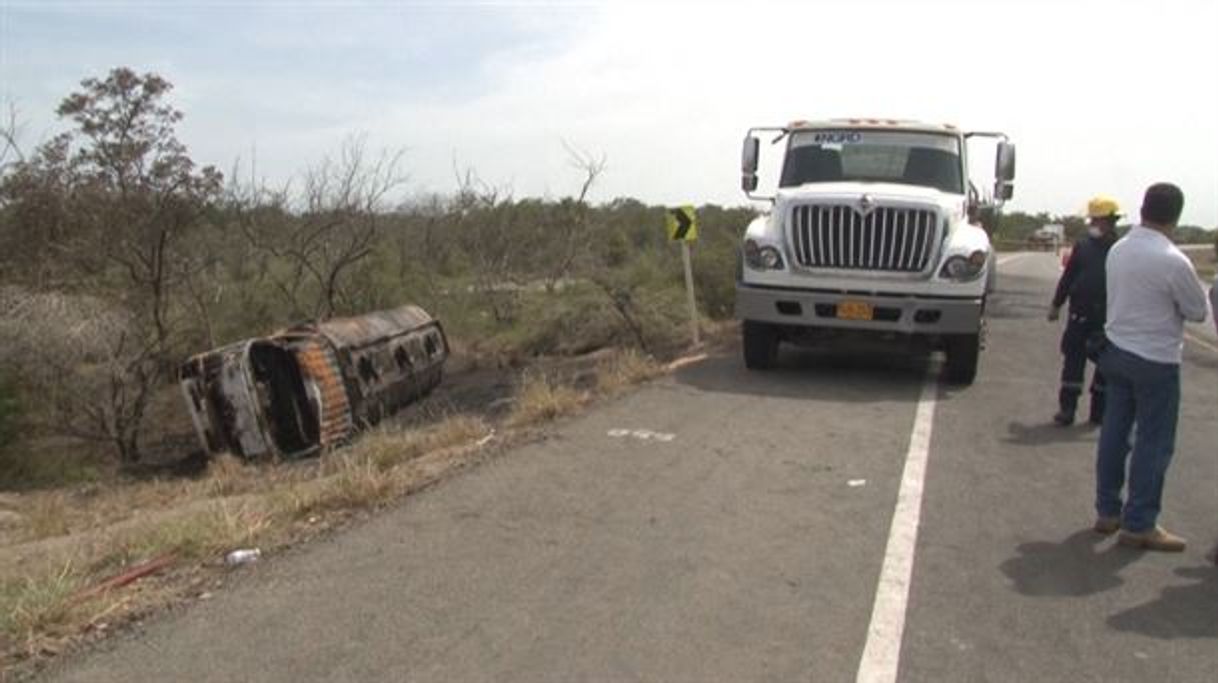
1053, 411, 1074, 426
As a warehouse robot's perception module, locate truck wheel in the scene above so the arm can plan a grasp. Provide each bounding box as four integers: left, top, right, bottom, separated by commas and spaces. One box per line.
944, 333, 980, 385
743, 321, 779, 370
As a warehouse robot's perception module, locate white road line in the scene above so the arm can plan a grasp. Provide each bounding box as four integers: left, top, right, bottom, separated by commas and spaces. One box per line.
855, 375, 938, 683
996, 253, 1027, 266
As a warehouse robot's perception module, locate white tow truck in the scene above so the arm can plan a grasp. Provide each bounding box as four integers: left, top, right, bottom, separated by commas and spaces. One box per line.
735, 118, 1016, 384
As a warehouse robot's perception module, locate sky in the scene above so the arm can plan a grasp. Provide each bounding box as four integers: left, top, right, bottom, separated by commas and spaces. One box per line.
2, 0, 1217, 225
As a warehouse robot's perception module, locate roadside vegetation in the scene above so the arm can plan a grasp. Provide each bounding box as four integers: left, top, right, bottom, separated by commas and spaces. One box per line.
0, 67, 732, 670
0, 67, 748, 485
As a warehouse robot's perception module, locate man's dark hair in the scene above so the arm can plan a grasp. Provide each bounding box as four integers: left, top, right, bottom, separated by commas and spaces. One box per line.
1140, 182, 1185, 226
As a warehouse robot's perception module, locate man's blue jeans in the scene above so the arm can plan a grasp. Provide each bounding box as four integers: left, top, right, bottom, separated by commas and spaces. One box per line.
1095, 344, 1181, 532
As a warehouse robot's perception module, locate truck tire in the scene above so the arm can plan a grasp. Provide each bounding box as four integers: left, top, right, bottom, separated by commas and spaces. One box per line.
743, 321, 779, 370
944, 333, 980, 385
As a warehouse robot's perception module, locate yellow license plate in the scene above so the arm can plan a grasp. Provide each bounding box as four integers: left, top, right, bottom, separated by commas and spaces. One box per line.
837, 300, 874, 321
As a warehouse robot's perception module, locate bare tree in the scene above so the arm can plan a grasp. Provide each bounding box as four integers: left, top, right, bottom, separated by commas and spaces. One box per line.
555, 146, 664, 353
237, 135, 406, 319
179, 248, 225, 349
393, 193, 448, 282
0, 101, 25, 171
448, 165, 526, 324
538, 141, 606, 292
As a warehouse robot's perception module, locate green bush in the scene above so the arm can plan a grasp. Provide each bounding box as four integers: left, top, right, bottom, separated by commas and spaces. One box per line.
480, 275, 690, 359
499, 286, 626, 356
0, 371, 107, 489
691, 242, 739, 320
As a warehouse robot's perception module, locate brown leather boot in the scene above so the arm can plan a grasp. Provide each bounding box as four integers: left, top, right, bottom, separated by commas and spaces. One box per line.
1118, 526, 1187, 552
1092, 517, 1120, 535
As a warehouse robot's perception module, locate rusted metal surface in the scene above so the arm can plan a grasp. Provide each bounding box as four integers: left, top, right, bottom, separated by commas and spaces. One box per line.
293, 340, 352, 449
311, 305, 436, 350
178, 305, 448, 460
179, 341, 272, 459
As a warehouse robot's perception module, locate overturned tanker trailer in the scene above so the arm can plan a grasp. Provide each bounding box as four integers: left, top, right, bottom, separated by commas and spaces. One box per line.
179, 304, 448, 460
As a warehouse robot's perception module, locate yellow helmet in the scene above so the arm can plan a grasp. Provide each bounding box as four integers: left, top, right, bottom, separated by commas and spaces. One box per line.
1086, 195, 1121, 219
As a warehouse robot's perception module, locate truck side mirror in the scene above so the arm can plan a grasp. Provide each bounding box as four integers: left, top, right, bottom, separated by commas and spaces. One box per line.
742, 136, 760, 193
994, 181, 1015, 201
996, 142, 1016, 181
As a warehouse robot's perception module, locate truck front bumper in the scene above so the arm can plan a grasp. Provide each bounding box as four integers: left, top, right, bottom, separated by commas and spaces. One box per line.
735, 283, 983, 335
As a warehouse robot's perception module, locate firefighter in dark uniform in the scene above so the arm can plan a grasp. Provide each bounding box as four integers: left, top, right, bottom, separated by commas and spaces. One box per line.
1048, 196, 1121, 425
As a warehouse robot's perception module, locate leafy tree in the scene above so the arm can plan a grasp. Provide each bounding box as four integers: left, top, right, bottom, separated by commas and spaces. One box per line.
55, 68, 223, 348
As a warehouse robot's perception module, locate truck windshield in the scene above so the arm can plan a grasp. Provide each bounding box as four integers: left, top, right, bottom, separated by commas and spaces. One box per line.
780, 130, 963, 194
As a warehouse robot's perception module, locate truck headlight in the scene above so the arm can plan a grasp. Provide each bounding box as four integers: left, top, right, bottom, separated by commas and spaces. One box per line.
744, 239, 785, 270
939, 250, 988, 281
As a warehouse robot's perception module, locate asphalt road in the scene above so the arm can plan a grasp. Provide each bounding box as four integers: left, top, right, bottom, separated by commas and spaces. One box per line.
43, 253, 1218, 682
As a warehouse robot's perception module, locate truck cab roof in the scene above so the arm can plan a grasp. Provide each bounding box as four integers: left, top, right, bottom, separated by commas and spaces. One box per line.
787, 118, 960, 134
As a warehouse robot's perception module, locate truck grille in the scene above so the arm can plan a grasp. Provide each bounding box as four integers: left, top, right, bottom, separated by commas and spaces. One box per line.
790, 205, 940, 272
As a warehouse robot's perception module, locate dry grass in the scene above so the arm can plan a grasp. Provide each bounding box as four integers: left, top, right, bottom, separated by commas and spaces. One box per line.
204, 453, 263, 498
15, 478, 199, 545
24, 493, 72, 540
274, 416, 491, 519
268, 458, 398, 521
113, 478, 197, 515
355, 416, 488, 472
0, 561, 124, 657
263, 482, 320, 524
1, 499, 277, 656
505, 374, 589, 428
6, 415, 491, 553
1, 563, 80, 652
113, 500, 273, 564
314, 456, 400, 511
595, 348, 662, 394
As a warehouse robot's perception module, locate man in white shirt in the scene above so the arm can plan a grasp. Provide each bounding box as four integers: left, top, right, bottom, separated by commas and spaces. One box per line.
1094, 183, 1206, 552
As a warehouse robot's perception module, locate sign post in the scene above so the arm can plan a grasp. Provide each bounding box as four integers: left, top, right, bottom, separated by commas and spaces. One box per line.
665, 206, 700, 346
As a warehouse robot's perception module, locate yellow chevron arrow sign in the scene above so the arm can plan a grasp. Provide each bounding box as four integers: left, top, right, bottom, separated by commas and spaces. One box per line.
665, 205, 698, 242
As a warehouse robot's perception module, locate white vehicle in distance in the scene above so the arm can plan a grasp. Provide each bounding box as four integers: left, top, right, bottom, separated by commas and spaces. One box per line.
736, 118, 1016, 384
